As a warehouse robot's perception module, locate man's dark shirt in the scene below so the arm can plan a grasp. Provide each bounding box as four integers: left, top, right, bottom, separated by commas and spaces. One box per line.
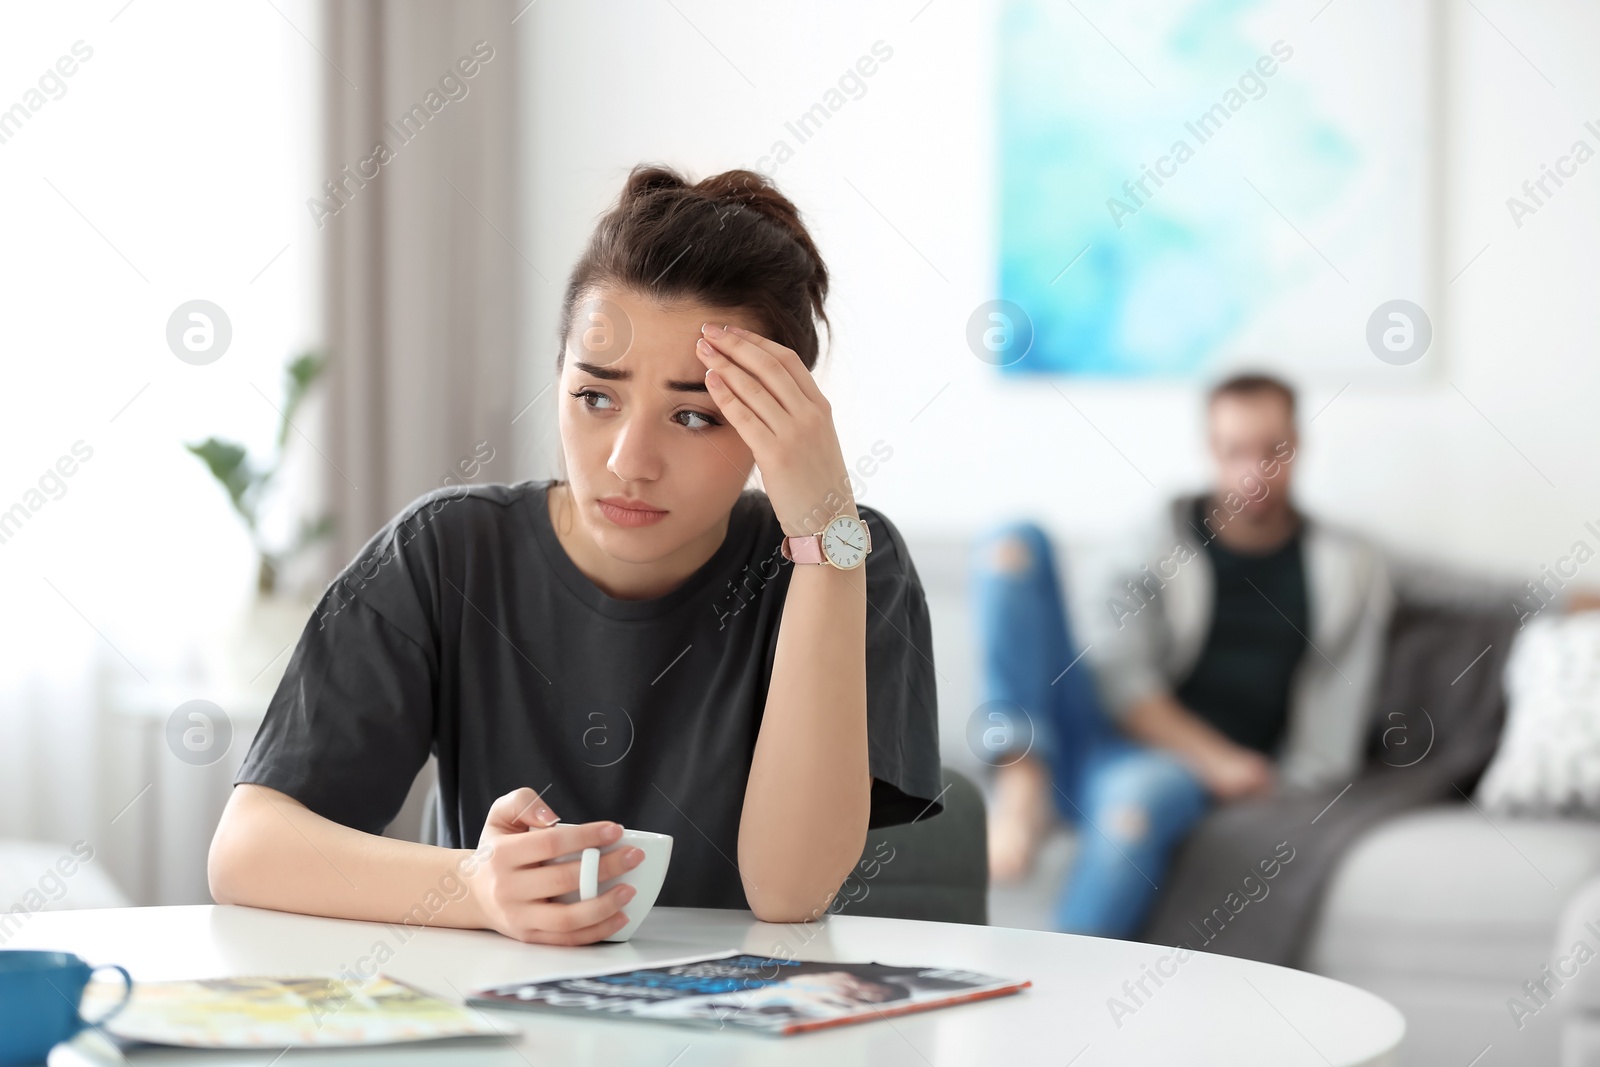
1175, 498, 1310, 754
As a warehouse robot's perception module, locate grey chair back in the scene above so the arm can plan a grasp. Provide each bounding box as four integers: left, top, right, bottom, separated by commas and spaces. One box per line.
418, 778, 441, 847
835, 765, 988, 925
417, 764, 988, 925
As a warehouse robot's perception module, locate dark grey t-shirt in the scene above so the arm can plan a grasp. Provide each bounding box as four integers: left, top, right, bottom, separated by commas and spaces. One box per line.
234, 479, 943, 911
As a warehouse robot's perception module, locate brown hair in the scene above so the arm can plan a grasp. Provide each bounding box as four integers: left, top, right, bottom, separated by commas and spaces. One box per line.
1207, 372, 1296, 420
557, 164, 830, 371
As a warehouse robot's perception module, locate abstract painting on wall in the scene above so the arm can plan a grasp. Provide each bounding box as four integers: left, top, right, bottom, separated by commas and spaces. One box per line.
995, 0, 1437, 378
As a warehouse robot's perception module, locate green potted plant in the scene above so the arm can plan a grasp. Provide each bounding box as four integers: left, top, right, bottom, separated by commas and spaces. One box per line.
185, 349, 335, 597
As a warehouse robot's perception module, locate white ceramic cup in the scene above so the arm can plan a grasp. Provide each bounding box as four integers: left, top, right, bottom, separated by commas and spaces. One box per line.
550, 826, 673, 942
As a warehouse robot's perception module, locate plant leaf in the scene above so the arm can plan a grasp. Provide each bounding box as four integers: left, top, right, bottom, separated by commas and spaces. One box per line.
278, 349, 328, 449
185, 438, 259, 529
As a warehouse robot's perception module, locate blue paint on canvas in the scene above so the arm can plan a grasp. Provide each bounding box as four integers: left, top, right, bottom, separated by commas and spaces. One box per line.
996, 0, 1358, 377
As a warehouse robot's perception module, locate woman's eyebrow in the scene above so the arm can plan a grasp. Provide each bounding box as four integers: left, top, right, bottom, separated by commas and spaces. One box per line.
573, 360, 707, 394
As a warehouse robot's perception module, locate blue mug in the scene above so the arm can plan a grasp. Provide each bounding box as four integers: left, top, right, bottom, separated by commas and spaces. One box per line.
0, 950, 132, 1066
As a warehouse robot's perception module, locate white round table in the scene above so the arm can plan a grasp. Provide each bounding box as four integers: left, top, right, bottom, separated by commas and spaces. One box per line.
13, 905, 1403, 1066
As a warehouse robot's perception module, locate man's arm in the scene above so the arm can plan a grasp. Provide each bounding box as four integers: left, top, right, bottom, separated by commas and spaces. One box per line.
1122, 691, 1274, 799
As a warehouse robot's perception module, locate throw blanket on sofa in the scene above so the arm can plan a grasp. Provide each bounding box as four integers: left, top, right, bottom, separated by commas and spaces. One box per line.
1137, 602, 1520, 965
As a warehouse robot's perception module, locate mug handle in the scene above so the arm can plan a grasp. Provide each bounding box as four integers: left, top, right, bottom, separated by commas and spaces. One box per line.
579, 847, 600, 901
80, 964, 133, 1027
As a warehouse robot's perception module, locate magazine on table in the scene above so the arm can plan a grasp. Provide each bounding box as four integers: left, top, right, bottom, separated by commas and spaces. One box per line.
77, 975, 517, 1050
467, 950, 1031, 1036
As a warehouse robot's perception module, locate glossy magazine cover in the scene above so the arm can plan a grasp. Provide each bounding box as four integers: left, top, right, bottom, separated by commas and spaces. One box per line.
468, 951, 1030, 1036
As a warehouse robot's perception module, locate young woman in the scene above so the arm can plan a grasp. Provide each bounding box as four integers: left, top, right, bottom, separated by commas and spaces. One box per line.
208, 164, 942, 945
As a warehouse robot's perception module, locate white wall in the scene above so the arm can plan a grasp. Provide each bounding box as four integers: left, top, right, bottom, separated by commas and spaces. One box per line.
0, 0, 322, 858
518, 0, 1600, 594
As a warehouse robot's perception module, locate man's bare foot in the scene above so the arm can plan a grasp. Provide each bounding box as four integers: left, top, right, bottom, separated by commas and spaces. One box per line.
987, 755, 1054, 884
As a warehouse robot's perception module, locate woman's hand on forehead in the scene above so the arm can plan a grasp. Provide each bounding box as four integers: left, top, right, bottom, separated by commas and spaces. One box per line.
694, 323, 855, 537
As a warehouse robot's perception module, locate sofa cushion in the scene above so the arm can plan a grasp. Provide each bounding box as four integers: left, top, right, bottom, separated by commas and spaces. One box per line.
1303, 805, 1600, 982
1330, 970, 1565, 1067
1478, 612, 1600, 817
1553, 876, 1600, 1016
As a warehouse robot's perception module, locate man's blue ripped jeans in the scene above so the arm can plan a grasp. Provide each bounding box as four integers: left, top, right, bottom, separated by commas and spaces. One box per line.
972, 521, 1210, 938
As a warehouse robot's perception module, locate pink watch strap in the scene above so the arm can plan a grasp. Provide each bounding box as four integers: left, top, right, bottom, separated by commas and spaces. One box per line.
780, 533, 827, 564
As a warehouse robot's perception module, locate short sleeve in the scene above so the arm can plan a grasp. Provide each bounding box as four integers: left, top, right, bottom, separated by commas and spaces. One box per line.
859, 506, 944, 828
233, 507, 440, 835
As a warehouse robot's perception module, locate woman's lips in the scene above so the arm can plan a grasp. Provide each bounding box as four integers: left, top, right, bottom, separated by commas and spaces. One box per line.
597, 498, 669, 527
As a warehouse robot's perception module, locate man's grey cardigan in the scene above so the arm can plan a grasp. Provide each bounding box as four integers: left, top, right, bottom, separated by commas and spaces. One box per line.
1077, 494, 1395, 792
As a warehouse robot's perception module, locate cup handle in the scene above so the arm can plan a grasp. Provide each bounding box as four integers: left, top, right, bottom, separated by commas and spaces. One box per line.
80, 964, 133, 1027
579, 847, 600, 901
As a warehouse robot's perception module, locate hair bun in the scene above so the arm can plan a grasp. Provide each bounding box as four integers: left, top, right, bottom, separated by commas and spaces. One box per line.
620, 165, 690, 203
693, 169, 807, 247
561, 162, 830, 371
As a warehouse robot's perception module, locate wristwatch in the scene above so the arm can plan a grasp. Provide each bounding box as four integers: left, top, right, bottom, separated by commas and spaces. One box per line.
781, 514, 873, 570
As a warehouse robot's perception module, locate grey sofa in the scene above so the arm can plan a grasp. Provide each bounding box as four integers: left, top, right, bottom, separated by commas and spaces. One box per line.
1554, 877, 1600, 1066
909, 532, 1600, 1067
1303, 808, 1600, 1066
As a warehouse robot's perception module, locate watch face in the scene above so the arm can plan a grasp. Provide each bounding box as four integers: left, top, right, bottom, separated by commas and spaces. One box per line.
821, 516, 869, 569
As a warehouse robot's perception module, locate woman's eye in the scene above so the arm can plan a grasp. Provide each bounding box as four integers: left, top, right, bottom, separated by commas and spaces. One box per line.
569, 389, 614, 411
569, 390, 716, 430
676, 409, 721, 431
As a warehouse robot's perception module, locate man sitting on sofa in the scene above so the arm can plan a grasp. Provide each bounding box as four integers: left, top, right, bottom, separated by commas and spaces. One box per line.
974, 372, 1392, 937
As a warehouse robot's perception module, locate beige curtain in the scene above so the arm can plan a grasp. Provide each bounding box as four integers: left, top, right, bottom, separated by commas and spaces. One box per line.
319, 0, 523, 570
317, 1, 524, 839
